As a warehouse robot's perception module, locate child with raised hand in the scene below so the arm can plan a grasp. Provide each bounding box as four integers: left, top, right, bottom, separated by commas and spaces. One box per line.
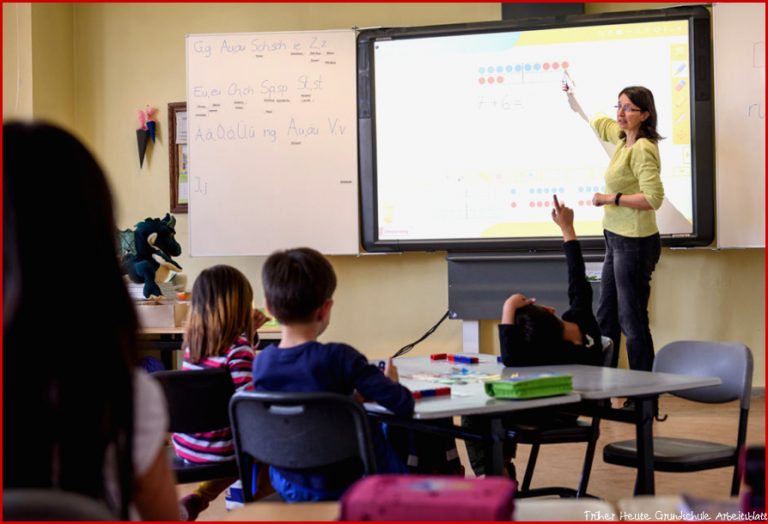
253, 247, 414, 502
499, 195, 603, 367
173, 264, 273, 520
463, 196, 604, 479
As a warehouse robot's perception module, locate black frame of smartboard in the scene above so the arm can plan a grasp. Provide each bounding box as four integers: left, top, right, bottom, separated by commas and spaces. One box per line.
357, 6, 714, 253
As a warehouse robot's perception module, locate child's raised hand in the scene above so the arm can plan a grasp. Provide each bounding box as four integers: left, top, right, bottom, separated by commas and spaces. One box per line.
551, 195, 573, 225
251, 308, 271, 331
383, 358, 400, 383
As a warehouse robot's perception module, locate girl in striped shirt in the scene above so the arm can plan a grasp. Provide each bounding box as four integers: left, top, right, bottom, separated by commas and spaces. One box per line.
173, 265, 273, 520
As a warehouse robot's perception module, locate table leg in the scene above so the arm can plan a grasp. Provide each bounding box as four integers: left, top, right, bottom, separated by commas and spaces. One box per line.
160, 350, 175, 370
482, 416, 506, 476
633, 396, 656, 495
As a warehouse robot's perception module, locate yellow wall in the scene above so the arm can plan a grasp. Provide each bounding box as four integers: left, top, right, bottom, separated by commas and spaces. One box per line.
2, 3, 33, 119
8, 3, 764, 386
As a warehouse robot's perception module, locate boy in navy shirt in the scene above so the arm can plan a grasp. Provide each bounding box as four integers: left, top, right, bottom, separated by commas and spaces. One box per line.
252, 247, 414, 501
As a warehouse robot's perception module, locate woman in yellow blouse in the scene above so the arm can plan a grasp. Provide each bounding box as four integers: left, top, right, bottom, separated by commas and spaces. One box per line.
565, 85, 664, 372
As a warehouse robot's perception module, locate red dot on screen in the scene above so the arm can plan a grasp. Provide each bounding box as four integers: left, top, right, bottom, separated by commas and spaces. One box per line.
497, 76, 504, 83
510, 202, 517, 208
562, 61, 569, 69
537, 201, 543, 207
578, 200, 584, 206
544, 201, 550, 207
488, 77, 495, 84
529, 202, 536, 208
552, 62, 560, 70
543, 63, 550, 70
479, 77, 485, 84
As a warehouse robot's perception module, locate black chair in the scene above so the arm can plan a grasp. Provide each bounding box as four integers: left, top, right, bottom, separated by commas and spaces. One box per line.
229, 391, 377, 502
3, 489, 116, 521
510, 337, 613, 499
603, 340, 753, 496
153, 368, 239, 484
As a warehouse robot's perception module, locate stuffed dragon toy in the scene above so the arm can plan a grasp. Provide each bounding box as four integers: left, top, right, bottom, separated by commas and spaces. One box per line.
119, 213, 183, 299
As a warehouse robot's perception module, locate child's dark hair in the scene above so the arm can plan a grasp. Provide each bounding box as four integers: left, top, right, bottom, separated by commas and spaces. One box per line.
4, 122, 138, 518
262, 247, 337, 324
515, 304, 564, 350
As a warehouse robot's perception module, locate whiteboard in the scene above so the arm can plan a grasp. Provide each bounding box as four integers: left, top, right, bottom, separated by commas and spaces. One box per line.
713, 3, 765, 248
186, 30, 358, 256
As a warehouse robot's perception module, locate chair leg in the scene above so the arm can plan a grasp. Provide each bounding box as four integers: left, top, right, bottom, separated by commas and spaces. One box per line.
730, 463, 742, 497
576, 419, 600, 497
521, 443, 540, 492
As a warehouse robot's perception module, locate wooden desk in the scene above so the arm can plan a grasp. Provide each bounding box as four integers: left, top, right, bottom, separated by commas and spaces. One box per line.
138, 327, 282, 369
375, 356, 720, 495
222, 501, 339, 521
221, 498, 618, 521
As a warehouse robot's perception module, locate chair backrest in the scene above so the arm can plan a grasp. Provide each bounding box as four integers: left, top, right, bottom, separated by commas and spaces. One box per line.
153, 368, 235, 433
3, 489, 116, 521
600, 336, 615, 368
229, 391, 377, 474
653, 341, 753, 410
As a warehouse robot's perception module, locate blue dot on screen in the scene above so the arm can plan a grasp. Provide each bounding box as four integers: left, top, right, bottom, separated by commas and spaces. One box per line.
488, 65, 495, 72
594, 186, 600, 192
544, 188, 550, 194
515, 65, 522, 72
510, 189, 517, 194
534, 63, 541, 71
496, 66, 503, 73
506, 65, 513, 72
578, 186, 584, 192
529, 188, 535, 194
559, 187, 565, 193
536, 188, 542, 194
479, 66, 485, 74
524, 64, 532, 71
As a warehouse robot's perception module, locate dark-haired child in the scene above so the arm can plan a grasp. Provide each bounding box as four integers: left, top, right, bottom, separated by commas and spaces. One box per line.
464, 197, 604, 477
252, 247, 414, 502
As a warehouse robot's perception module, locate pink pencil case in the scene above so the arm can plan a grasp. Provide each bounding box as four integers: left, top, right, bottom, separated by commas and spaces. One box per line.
340, 474, 516, 521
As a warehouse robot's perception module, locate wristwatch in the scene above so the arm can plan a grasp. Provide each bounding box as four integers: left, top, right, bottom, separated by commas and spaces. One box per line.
614, 192, 623, 206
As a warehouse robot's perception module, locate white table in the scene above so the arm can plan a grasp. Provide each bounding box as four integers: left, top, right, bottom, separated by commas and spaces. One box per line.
370, 355, 720, 494
508, 363, 721, 495
366, 355, 582, 476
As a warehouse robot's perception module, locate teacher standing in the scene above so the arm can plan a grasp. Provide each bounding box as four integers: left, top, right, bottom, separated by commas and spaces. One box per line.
565, 85, 664, 371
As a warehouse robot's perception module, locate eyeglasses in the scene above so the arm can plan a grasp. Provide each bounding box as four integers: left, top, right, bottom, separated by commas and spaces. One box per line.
614, 104, 644, 113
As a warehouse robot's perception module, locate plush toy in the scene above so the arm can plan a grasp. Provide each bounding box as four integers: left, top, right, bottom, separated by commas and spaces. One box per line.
120, 213, 183, 299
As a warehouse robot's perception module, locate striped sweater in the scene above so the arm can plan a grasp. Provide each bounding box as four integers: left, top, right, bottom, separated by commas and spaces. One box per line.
171, 336, 254, 463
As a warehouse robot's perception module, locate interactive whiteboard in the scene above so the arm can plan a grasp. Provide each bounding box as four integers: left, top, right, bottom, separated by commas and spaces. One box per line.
358, 7, 714, 252
186, 30, 358, 256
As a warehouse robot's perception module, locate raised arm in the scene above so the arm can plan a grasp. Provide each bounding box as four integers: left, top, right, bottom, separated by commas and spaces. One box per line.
551, 194, 576, 241
562, 76, 589, 124
563, 76, 615, 159
551, 196, 593, 313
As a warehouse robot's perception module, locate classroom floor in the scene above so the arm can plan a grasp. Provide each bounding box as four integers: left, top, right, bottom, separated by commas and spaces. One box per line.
179, 395, 765, 521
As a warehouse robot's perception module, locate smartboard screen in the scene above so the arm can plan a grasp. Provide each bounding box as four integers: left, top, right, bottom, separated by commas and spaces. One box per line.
358, 7, 714, 252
